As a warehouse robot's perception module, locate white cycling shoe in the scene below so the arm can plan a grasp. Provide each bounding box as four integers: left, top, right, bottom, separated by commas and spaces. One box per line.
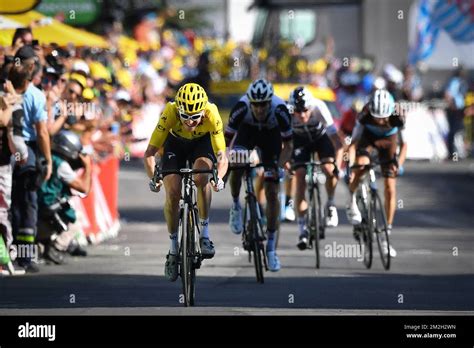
346, 200, 362, 225
382, 241, 397, 258
325, 205, 339, 227
284, 200, 296, 222
266, 250, 281, 272
229, 204, 243, 235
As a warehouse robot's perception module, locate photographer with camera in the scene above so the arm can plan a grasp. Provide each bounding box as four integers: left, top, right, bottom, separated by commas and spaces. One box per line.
37, 130, 91, 265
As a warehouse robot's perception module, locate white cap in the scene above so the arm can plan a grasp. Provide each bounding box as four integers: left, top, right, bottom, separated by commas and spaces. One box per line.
382, 64, 403, 85
114, 90, 131, 102
73, 60, 90, 75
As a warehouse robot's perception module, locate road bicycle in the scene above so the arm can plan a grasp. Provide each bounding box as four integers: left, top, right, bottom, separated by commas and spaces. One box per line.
154, 163, 218, 306
292, 157, 337, 269
228, 163, 271, 283
350, 158, 391, 270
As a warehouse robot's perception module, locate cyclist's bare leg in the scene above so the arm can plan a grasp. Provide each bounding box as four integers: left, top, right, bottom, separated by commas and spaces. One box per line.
255, 170, 266, 206
321, 157, 337, 200
349, 155, 370, 193
193, 157, 213, 220
294, 167, 307, 218
229, 169, 244, 198
384, 174, 397, 226
264, 181, 280, 231
163, 174, 182, 234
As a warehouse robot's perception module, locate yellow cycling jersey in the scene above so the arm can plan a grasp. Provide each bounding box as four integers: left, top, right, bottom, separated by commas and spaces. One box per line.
149, 101, 226, 155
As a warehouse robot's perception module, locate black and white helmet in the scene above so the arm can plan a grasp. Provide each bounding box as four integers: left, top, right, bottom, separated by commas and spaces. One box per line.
289, 86, 314, 112
52, 130, 83, 161
369, 89, 395, 118
247, 79, 273, 102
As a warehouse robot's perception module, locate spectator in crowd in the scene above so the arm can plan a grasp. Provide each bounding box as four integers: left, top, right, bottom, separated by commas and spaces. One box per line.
11, 45, 52, 273
444, 66, 469, 159
10, 28, 33, 55
0, 67, 30, 273
402, 64, 423, 102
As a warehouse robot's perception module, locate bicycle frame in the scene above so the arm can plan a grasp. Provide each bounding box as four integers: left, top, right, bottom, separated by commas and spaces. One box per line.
180, 169, 202, 266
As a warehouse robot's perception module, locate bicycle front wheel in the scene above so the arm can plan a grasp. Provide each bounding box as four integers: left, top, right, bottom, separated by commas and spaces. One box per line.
357, 188, 372, 269
371, 191, 391, 270
248, 195, 265, 283
180, 203, 196, 306
308, 185, 320, 269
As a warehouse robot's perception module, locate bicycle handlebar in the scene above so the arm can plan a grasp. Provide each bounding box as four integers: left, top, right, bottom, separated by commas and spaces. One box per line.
154, 165, 218, 185
350, 158, 398, 170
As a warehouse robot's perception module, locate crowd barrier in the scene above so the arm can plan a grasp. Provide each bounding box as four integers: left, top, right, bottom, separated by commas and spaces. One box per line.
70, 156, 120, 245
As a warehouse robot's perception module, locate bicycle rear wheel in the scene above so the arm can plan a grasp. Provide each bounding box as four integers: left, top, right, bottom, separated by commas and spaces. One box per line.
308, 185, 320, 269
371, 191, 391, 270
248, 195, 265, 283
180, 203, 195, 306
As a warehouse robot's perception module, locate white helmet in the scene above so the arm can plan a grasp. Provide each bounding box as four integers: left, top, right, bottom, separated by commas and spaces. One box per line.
247, 79, 273, 102
369, 89, 395, 118
289, 86, 314, 112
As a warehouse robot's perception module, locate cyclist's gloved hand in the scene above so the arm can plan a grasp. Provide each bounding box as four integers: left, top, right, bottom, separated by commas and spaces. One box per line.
398, 165, 404, 176
211, 177, 225, 192
149, 178, 163, 193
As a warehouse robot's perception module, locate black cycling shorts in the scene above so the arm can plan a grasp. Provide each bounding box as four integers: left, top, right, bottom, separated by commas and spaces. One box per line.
356, 129, 398, 178
232, 123, 282, 181
161, 133, 216, 176
292, 132, 335, 168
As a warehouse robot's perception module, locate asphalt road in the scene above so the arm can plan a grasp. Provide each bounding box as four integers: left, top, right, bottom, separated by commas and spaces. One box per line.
1, 159, 473, 315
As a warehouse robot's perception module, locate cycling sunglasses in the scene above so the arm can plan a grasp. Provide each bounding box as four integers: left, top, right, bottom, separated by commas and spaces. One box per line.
250, 101, 270, 107
294, 106, 308, 113
179, 110, 204, 121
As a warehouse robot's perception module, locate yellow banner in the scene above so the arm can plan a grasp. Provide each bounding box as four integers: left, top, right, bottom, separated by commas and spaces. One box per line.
211, 80, 335, 102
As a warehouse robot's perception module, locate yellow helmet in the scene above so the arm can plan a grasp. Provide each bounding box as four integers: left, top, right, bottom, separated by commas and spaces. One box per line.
175, 83, 208, 114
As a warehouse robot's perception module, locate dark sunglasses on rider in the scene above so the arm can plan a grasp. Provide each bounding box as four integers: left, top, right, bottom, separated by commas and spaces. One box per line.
250, 101, 270, 107
179, 110, 204, 121
294, 106, 308, 113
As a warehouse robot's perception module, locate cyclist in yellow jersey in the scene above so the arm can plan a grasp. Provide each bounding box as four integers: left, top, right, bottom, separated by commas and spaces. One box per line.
144, 83, 228, 282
